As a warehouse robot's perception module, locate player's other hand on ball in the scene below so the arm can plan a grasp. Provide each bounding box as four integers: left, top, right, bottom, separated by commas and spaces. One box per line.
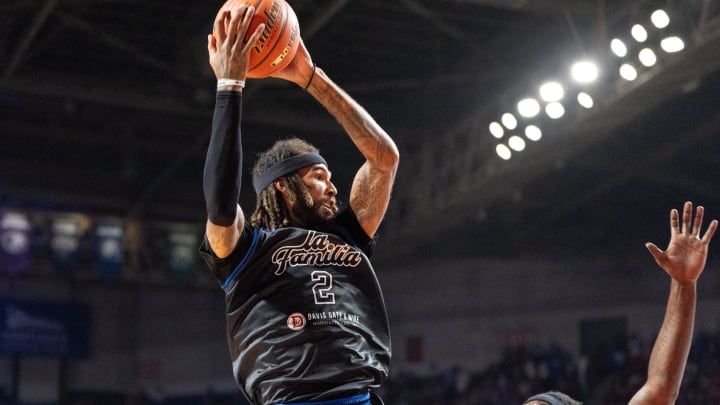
271, 39, 315, 88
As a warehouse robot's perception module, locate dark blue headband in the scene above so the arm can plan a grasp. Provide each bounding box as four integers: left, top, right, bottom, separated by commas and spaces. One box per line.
253, 152, 327, 196
524, 393, 564, 405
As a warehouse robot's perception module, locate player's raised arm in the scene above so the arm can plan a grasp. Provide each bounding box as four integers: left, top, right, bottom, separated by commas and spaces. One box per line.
203, 4, 264, 258
271, 41, 400, 237
628, 201, 717, 405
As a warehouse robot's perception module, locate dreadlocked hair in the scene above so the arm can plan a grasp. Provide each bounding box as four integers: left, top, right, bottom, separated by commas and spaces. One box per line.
250, 138, 319, 229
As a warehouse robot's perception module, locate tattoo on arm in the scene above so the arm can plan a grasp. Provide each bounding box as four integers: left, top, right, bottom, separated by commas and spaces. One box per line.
307, 68, 399, 236
350, 163, 395, 236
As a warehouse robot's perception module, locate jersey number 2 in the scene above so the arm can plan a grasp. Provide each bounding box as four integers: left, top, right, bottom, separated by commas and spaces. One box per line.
311, 270, 335, 304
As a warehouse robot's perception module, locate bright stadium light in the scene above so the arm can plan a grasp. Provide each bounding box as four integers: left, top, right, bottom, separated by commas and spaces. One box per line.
651, 9, 670, 29
638, 48, 657, 67
619, 63, 638, 81
577, 92, 594, 109
545, 102, 565, 119
525, 125, 542, 141
661, 36, 685, 53
517, 98, 541, 118
539, 81, 564, 102
611, 39, 628, 57
631, 24, 648, 42
501, 112, 518, 130
496, 143, 512, 160
571, 61, 599, 83
508, 135, 526, 151
489, 122, 504, 138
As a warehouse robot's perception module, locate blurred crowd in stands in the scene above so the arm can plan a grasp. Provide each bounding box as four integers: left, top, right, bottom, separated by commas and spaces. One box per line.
379, 327, 720, 405
3, 328, 719, 404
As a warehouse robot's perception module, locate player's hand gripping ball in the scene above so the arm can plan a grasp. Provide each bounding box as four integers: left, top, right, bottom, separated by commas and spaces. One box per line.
215, 0, 300, 78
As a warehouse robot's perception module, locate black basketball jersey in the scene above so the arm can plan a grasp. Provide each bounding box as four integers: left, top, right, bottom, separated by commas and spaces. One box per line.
199, 208, 391, 405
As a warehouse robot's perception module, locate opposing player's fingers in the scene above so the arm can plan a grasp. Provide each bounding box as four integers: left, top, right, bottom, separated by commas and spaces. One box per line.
681, 201, 692, 235
645, 242, 666, 266
692, 205, 705, 237
701, 219, 718, 243
669, 208, 679, 235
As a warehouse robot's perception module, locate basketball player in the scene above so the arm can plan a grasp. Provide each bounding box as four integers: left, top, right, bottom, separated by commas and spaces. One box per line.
524, 201, 717, 405
200, 4, 398, 405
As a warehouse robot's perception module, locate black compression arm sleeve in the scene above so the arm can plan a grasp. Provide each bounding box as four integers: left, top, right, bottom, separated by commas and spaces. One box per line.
203, 91, 243, 227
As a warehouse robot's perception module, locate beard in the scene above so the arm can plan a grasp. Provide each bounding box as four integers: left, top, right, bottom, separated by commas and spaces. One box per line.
289, 195, 340, 230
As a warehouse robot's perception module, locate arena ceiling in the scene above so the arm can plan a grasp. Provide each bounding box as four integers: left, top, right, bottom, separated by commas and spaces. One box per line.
2, 0, 720, 265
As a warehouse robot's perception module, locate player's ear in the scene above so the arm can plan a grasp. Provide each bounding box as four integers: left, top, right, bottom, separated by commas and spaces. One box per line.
274, 178, 287, 194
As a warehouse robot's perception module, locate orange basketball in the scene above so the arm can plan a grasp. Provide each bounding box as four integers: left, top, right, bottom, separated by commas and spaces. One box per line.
216, 0, 300, 78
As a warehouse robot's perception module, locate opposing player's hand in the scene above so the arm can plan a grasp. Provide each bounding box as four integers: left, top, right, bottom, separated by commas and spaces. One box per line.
645, 201, 717, 283
270, 39, 315, 88
208, 4, 265, 81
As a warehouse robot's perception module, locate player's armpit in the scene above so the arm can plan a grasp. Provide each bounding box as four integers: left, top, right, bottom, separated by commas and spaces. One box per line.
206, 205, 245, 258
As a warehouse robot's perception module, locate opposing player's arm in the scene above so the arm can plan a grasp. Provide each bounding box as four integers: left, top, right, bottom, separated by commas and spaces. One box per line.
306, 69, 399, 236
628, 279, 696, 405
628, 202, 717, 405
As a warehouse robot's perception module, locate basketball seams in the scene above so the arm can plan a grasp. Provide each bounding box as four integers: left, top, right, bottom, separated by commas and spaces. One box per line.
222, 0, 298, 78
248, 1, 290, 74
